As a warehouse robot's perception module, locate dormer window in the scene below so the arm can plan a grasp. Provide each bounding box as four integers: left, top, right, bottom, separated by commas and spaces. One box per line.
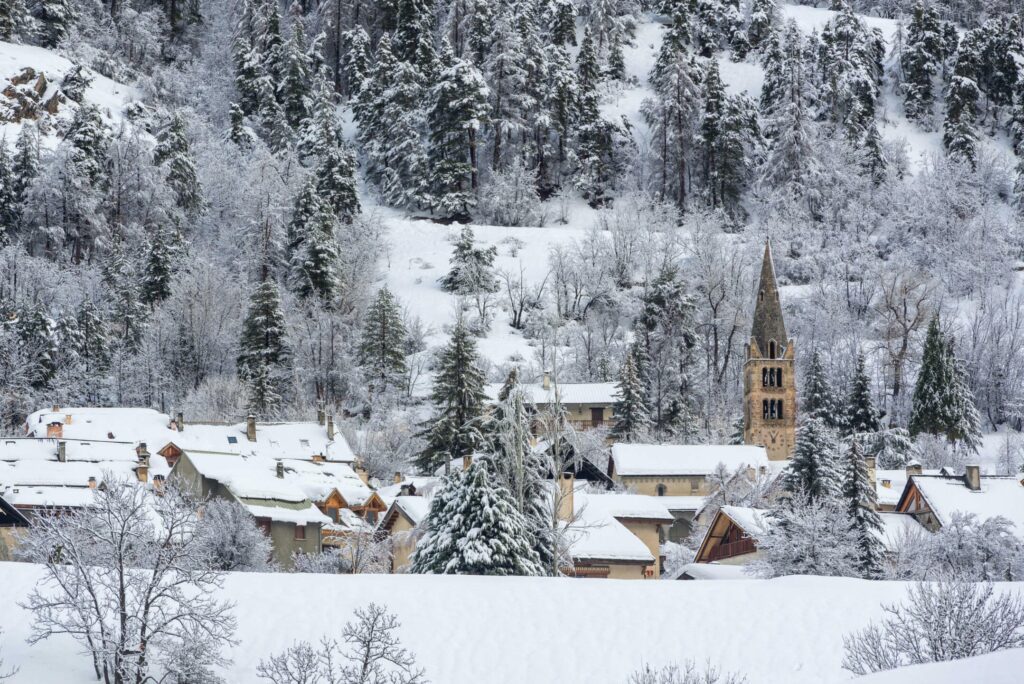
227, 436, 237, 444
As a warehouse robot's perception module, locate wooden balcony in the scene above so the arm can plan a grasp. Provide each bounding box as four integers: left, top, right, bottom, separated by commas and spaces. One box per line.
707, 537, 756, 562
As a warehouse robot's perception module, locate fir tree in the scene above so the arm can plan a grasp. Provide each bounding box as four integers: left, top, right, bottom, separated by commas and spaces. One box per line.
154, 114, 202, 216
944, 338, 982, 453
237, 278, 291, 412
427, 41, 490, 218
411, 461, 545, 576
575, 26, 625, 206
33, 0, 74, 48
0, 0, 32, 41
440, 225, 498, 296
0, 141, 16, 240
394, 0, 436, 67
943, 30, 982, 168
299, 67, 339, 159
900, 1, 942, 126
548, 0, 576, 46
417, 317, 488, 474
287, 181, 339, 302
228, 102, 254, 149
102, 240, 146, 350
484, 2, 533, 171
234, 34, 264, 116
278, 22, 311, 129
15, 303, 57, 389
67, 104, 109, 187
803, 351, 841, 430
841, 440, 884, 578
785, 417, 840, 502
315, 143, 360, 222
845, 353, 881, 435
340, 27, 371, 99
910, 316, 948, 439
12, 121, 39, 208
612, 353, 650, 442
140, 227, 175, 307
358, 287, 408, 396
73, 299, 111, 377
746, 0, 778, 52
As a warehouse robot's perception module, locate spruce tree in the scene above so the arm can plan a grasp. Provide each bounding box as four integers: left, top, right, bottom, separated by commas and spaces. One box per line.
237, 278, 291, 412
228, 102, 254, 149
612, 353, 650, 442
278, 22, 311, 129
575, 26, 623, 206
74, 299, 111, 377
841, 440, 884, 578
845, 353, 881, 435
910, 316, 948, 439
33, 0, 74, 48
440, 226, 498, 296
416, 317, 488, 474
0, 0, 32, 41
944, 338, 982, 453
140, 227, 175, 307
747, 0, 778, 52
549, 0, 576, 46
803, 351, 841, 430
154, 114, 202, 216
0, 141, 16, 240
67, 104, 109, 187
411, 461, 545, 576
102, 240, 146, 350
943, 30, 982, 168
286, 182, 339, 302
900, 1, 942, 126
785, 417, 840, 502
12, 121, 39, 209
315, 143, 360, 222
427, 42, 489, 218
299, 67, 339, 159
358, 287, 408, 396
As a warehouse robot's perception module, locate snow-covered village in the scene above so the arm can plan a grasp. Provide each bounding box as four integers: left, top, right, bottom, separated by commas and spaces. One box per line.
1, 0, 1024, 682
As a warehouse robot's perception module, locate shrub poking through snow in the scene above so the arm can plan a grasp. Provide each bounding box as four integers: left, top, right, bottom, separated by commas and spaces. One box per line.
628, 660, 747, 684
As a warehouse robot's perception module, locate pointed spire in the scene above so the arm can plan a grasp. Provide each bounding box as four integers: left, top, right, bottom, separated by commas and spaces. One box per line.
751, 239, 788, 358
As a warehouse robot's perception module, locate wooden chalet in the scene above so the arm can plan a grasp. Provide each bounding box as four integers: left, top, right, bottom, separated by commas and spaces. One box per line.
693, 506, 768, 565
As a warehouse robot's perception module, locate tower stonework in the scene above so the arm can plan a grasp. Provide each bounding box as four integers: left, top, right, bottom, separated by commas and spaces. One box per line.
743, 241, 797, 461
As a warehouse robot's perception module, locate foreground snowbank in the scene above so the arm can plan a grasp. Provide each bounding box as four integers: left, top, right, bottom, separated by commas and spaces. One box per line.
0, 561, 1020, 683
855, 648, 1024, 683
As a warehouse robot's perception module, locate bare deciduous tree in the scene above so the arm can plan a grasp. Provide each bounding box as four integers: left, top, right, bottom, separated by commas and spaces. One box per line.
842, 582, 1024, 675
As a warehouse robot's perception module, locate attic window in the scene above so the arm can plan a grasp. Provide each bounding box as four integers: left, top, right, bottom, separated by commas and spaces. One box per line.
227, 436, 238, 444
300, 439, 310, 448
882, 479, 891, 488
294, 525, 306, 540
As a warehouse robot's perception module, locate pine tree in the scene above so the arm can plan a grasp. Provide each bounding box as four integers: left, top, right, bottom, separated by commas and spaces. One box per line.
0, 0, 32, 41
803, 351, 841, 430
102, 240, 146, 350
340, 27, 371, 99
12, 121, 39, 209
299, 67, 339, 159
15, 303, 57, 389
237, 278, 291, 412
427, 41, 490, 218
33, 0, 74, 48
612, 353, 650, 442
228, 102, 254, 149
234, 34, 264, 116
900, 1, 942, 126
548, 0, 576, 46
154, 114, 202, 216
575, 26, 625, 206
372, 55, 429, 208
0, 141, 16, 240
411, 461, 545, 576
440, 225, 498, 296
286, 181, 339, 302
944, 338, 982, 453
483, 375, 555, 571
785, 417, 840, 502
278, 22, 311, 129
394, 0, 436, 66
845, 353, 881, 435
910, 316, 948, 439
841, 440, 884, 578
746, 0, 777, 52
73, 299, 111, 377
67, 104, 109, 187
315, 143, 360, 223
485, 2, 532, 171
416, 317, 488, 474
140, 227, 175, 307
358, 287, 408, 396
943, 30, 982, 168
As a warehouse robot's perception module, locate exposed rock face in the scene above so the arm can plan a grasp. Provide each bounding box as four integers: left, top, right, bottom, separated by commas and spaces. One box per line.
1, 66, 66, 122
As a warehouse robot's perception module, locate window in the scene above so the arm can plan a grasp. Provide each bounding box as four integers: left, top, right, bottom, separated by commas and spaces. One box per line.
777, 400, 784, 419
366, 511, 378, 525
762, 399, 769, 420
227, 436, 237, 444
256, 518, 271, 536
758, 290, 764, 302
300, 439, 310, 448
776, 368, 783, 386
768, 340, 777, 359
762, 368, 769, 387
656, 484, 667, 496
294, 525, 306, 540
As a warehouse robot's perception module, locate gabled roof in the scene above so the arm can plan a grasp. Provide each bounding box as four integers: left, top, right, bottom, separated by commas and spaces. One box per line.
897, 474, 1024, 537
380, 496, 431, 531
609, 444, 770, 477
564, 491, 670, 563
0, 491, 29, 526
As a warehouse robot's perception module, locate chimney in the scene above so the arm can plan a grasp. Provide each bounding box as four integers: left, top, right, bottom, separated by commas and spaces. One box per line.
153, 474, 165, 494
558, 472, 575, 522
47, 421, 63, 439
276, 461, 285, 479
57, 440, 66, 463
176, 411, 184, 432
865, 456, 877, 496
317, 406, 326, 426
52, 404, 60, 412
965, 464, 981, 491
88, 476, 97, 489
542, 370, 551, 390
393, 471, 404, 485
136, 443, 150, 483
327, 414, 335, 440
354, 460, 369, 486
246, 414, 257, 442
905, 460, 922, 477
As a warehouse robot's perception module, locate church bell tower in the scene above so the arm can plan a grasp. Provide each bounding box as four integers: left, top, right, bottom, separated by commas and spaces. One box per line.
743, 240, 796, 461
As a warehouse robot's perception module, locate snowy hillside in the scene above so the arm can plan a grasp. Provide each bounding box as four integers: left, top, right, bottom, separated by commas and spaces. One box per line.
0, 561, 1021, 683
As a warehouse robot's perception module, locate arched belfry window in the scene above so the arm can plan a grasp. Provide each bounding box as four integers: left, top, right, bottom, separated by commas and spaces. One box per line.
759, 290, 764, 302
762, 368, 769, 387
768, 340, 777, 359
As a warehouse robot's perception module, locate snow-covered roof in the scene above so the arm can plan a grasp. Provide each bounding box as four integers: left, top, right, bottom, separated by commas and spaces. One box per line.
376, 477, 440, 507
910, 475, 1024, 536
244, 502, 331, 526
672, 562, 749, 580
874, 468, 941, 508
391, 496, 431, 526
579, 493, 674, 522
183, 451, 309, 503
275, 459, 373, 506
876, 512, 924, 551
610, 444, 770, 477
720, 506, 771, 536
1, 484, 98, 509
565, 490, 659, 563
483, 382, 618, 406
652, 495, 706, 512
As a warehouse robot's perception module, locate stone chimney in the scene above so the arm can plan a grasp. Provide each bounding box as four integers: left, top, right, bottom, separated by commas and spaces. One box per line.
393, 471, 404, 485
317, 406, 326, 426
136, 443, 150, 483
558, 472, 575, 522
905, 460, 923, 477
327, 414, 335, 440
246, 414, 257, 442
153, 474, 165, 494
354, 460, 370, 486
965, 464, 981, 491
88, 476, 97, 489
542, 370, 551, 390
57, 440, 66, 463
175, 411, 184, 432
276, 461, 285, 479
47, 420, 63, 439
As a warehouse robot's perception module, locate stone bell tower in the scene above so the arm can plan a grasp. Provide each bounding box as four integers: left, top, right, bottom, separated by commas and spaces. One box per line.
743, 240, 797, 461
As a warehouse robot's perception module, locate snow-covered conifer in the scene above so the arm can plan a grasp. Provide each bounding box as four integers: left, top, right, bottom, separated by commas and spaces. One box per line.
612, 353, 651, 442
841, 440, 884, 578
199, 497, 275, 572
943, 31, 982, 168
785, 417, 840, 502
154, 114, 202, 216
140, 227, 175, 307
803, 351, 841, 429
845, 353, 881, 435
358, 286, 408, 396
440, 225, 498, 296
